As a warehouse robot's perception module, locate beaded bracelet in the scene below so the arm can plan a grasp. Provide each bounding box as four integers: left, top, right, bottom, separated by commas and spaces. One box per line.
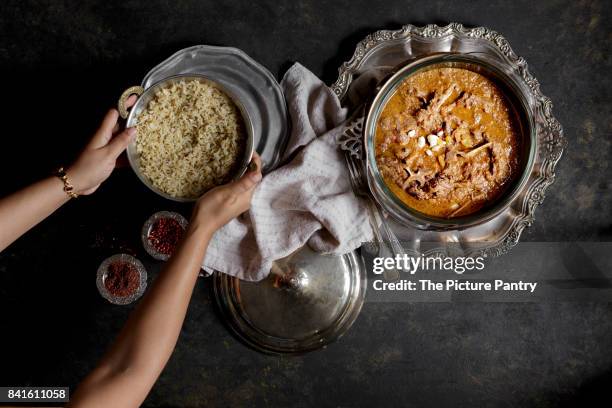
55, 167, 79, 199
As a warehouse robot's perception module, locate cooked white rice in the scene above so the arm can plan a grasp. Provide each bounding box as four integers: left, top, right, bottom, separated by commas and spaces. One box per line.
136, 79, 245, 198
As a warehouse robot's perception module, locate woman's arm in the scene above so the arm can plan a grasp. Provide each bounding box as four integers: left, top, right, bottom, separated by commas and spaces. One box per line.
67, 154, 262, 408
0, 98, 136, 252
0, 176, 70, 251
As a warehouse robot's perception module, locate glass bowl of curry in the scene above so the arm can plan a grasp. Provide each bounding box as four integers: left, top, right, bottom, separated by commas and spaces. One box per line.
365, 54, 536, 230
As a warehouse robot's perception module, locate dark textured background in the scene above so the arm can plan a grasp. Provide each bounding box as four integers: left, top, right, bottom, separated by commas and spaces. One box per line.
0, 0, 611, 407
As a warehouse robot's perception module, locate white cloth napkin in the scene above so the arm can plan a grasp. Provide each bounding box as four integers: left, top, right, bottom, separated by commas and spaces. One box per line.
202, 63, 374, 281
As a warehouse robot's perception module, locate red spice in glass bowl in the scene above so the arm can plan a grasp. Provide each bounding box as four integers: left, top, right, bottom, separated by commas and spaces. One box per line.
104, 261, 140, 297
97, 254, 147, 305
149, 217, 184, 255
142, 211, 188, 261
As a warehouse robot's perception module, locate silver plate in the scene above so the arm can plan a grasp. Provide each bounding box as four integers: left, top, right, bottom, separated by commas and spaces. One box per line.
213, 246, 366, 354
333, 23, 567, 257
142, 45, 289, 171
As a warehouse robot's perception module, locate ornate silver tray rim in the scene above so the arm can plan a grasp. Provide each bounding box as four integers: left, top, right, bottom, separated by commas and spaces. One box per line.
333, 23, 567, 257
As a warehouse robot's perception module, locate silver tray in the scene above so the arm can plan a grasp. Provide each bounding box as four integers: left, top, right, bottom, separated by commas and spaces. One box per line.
142, 45, 289, 172
333, 23, 567, 256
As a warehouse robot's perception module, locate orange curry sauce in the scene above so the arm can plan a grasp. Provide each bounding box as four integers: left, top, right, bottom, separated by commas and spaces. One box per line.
375, 68, 520, 218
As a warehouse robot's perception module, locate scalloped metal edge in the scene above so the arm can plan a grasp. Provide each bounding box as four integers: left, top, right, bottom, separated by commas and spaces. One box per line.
141, 44, 290, 172
331, 23, 567, 257
142, 44, 282, 92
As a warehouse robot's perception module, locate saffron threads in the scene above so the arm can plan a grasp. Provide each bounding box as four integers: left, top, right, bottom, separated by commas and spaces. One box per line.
148, 217, 185, 256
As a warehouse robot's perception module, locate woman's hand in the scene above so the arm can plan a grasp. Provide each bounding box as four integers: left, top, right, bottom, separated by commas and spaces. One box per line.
67, 96, 137, 195
191, 153, 262, 233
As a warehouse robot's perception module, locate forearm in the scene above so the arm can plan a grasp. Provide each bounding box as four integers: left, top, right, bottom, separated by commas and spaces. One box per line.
0, 104, 139, 254
69, 218, 213, 408
69, 153, 261, 408
110, 221, 212, 376
0, 176, 69, 252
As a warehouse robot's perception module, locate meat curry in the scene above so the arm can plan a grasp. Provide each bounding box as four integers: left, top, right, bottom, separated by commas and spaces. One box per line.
375, 67, 520, 218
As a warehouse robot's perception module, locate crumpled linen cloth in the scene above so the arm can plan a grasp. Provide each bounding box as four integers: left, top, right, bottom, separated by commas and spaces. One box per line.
202, 63, 374, 281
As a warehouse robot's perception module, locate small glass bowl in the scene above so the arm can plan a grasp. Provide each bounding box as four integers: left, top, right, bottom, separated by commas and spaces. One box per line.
141, 211, 189, 261
96, 254, 148, 305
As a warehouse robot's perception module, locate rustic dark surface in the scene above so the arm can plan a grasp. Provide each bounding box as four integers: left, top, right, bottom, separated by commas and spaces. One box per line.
0, 0, 611, 407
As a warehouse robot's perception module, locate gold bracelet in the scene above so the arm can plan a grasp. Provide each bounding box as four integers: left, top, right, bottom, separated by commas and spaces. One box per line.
56, 167, 79, 199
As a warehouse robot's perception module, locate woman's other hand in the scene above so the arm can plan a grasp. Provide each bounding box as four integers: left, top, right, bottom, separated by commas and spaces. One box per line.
67, 95, 137, 195
191, 153, 262, 234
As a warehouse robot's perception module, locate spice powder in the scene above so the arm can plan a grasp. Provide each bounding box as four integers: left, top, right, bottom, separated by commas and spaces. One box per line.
104, 261, 140, 297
